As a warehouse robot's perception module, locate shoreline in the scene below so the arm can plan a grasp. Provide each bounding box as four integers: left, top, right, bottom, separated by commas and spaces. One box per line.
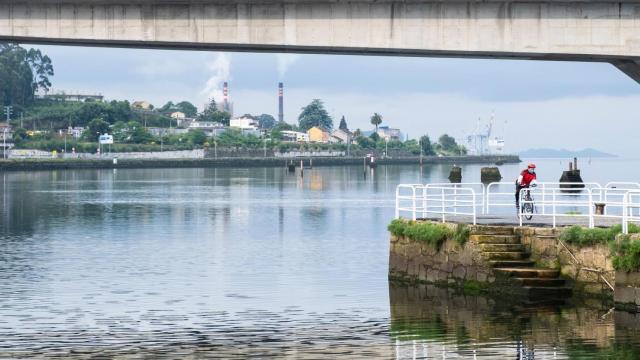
0, 155, 520, 171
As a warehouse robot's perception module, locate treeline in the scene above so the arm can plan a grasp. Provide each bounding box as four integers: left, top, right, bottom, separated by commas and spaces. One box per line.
0, 43, 53, 107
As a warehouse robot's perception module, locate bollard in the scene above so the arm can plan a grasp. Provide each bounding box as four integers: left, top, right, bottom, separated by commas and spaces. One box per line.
448, 165, 462, 183
480, 167, 502, 183
559, 158, 584, 190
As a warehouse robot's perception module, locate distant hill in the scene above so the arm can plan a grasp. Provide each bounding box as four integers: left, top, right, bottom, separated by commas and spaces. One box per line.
518, 148, 617, 158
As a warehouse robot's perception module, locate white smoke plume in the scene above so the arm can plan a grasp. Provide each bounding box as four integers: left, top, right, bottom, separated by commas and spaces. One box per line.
276, 53, 301, 79
201, 53, 231, 105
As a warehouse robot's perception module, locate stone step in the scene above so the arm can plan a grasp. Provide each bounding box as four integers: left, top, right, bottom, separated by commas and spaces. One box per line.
489, 260, 535, 268
480, 243, 525, 252
514, 278, 566, 287
469, 234, 521, 244
494, 267, 560, 278
469, 226, 514, 235
522, 286, 572, 299
483, 251, 529, 260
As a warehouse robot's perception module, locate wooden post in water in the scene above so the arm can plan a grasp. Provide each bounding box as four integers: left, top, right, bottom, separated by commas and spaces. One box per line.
310, 157, 313, 169
300, 160, 304, 178
363, 157, 367, 179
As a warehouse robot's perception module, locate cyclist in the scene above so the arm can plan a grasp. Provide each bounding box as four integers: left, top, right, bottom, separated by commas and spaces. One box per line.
515, 163, 537, 210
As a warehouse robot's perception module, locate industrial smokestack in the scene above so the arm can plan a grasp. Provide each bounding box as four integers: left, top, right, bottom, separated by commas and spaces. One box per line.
223, 81, 229, 112
278, 82, 284, 123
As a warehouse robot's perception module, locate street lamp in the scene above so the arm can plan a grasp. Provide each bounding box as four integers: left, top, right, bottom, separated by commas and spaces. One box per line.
3, 127, 7, 160
385, 137, 388, 158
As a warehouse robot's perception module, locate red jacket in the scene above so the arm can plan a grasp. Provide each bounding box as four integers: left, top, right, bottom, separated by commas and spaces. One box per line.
518, 170, 537, 187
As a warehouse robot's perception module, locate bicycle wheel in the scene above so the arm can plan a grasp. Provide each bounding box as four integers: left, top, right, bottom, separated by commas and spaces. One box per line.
522, 202, 534, 220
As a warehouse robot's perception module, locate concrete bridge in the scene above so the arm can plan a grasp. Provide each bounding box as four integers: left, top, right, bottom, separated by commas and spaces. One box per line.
1, 1, 640, 82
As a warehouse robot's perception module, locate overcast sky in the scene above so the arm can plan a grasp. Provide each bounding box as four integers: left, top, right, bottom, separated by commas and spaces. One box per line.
29, 44, 640, 156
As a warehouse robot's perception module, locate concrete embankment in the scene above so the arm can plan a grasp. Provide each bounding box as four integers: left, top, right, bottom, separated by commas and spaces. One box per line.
0, 155, 519, 171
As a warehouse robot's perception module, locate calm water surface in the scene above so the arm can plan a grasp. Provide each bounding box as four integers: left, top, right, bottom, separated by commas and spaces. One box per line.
1, 159, 640, 358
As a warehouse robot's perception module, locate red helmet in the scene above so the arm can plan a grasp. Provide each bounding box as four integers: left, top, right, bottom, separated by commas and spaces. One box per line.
528, 163, 536, 169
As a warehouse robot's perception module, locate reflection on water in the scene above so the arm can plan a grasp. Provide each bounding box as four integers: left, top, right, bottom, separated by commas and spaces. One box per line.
390, 283, 640, 359
1, 163, 640, 357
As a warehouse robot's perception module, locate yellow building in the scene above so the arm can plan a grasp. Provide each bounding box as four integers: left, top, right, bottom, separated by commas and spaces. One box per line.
307, 126, 331, 143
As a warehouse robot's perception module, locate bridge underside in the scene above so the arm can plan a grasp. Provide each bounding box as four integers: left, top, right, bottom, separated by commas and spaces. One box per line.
1, 1, 640, 83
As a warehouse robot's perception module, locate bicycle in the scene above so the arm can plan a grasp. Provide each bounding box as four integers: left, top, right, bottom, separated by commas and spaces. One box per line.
520, 186, 536, 220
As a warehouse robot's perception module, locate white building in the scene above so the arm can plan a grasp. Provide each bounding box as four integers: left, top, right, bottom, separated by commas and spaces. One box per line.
0, 123, 14, 154
230, 116, 259, 129
377, 125, 403, 140
147, 127, 189, 137
331, 129, 352, 143
64, 126, 84, 139
281, 130, 309, 143
188, 121, 226, 137
170, 111, 186, 119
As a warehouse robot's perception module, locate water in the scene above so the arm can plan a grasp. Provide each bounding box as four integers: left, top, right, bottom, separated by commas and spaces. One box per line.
1, 159, 639, 358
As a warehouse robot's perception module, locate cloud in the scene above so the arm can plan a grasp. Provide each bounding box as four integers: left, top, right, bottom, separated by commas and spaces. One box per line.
200, 53, 232, 105
133, 58, 191, 77
276, 54, 301, 79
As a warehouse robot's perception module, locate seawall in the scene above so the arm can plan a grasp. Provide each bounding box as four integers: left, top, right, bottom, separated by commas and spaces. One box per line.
0, 155, 519, 172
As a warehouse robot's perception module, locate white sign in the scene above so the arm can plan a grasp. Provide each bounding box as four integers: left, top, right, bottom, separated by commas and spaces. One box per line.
99, 134, 114, 145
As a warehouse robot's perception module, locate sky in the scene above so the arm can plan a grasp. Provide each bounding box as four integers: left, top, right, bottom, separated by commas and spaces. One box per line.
28, 44, 640, 156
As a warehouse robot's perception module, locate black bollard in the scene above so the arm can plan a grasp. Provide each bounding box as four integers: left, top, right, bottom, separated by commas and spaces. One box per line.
559, 157, 584, 190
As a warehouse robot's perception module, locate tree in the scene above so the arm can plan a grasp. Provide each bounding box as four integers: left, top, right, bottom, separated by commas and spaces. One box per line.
257, 114, 276, 130
438, 134, 458, 152
370, 113, 383, 133
176, 101, 198, 117
338, 116, 348, 131
419, 135, 435, 156
83, 118, 111, 142
197, 98, 231, 126
0, 43, 54, 106
298, 99, 333, 131
369, 132, 380, 142
159, 101, 175, 112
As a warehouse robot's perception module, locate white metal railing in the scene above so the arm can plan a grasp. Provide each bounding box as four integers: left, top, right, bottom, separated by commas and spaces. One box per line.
396, 181, 640, 234
424, 182, 486, 214
486, 181, 602, 215
517, 186, 595, 228
395, 184, 477, 224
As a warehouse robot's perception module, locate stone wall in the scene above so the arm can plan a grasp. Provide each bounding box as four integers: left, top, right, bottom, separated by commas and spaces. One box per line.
615, 271, 640, 311
516, 227, 614, 295
389, 223, 496, 287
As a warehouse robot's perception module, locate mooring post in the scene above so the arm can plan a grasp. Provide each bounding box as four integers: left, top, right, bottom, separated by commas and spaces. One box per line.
300, 160, 304, 178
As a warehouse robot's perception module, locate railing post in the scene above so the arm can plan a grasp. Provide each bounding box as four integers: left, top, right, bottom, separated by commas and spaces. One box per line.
472, 190, 477, 225
485, 183, 490, 215
422, 186, 427, 219
441, 187, 446, 223
623, 193, 629, 234
587, 189, 595, 229
518, 188, 523, 227
454, 185, 458, 215
411, 186, 416, 221
395, 186, 400, 219
552, 189, 556, 228
542, 183, 546, 215
481, 183, 486, 215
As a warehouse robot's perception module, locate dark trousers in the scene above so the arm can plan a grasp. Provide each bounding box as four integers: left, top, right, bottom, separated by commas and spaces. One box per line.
515, 185, 523, 208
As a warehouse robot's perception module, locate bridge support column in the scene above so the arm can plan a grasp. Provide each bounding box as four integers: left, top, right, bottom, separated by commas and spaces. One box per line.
612, 60, 640, 84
